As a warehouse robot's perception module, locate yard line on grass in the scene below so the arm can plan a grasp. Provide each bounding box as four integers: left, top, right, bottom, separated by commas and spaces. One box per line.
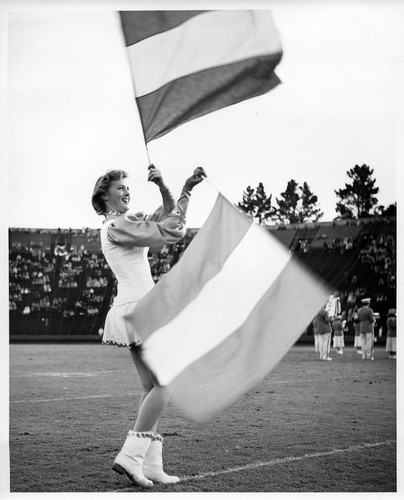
106, 440, 396, 492
11, 393, 134, 404
103, 439, 396, 492
270, 378, 324, 384
10, 370, 127, 378
178, 440, 396, 483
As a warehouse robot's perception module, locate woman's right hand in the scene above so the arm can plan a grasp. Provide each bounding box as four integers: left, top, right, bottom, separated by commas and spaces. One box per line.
147, 164, 167, 190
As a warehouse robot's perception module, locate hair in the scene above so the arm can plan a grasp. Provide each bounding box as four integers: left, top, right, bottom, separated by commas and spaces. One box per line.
91, 169, 128, 215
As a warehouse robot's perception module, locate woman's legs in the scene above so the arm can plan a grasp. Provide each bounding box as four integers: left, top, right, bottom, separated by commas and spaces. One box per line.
130, 347, 171, 433
134, 387, 171, 432
114, 347, 179, 485
113, 346, 171, 487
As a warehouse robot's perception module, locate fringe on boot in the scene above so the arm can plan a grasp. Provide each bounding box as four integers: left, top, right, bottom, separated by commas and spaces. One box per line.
112, 430, 154, 488
143, 433, 180, 484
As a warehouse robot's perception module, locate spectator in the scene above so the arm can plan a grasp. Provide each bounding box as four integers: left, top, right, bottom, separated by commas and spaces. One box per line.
315, 306, 332, 361
312, 316, 319, 355
325, 291, 341, 320
385, 309, 396, 359
352, 308, 362, 355
358, 298, 375, 360
332, 315, 344, 355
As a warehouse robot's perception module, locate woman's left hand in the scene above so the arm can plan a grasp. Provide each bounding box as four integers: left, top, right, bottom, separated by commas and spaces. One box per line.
184, 167, 207, 191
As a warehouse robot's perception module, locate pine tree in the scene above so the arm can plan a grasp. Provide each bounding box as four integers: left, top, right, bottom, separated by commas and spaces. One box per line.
299, 182, 324, 222
275, 179, 300, 224
335, 164, 379, 218
239, 180, 323, 225
237, 183, 274, 224
237, 185, 256, 220
254, 182, 274, 224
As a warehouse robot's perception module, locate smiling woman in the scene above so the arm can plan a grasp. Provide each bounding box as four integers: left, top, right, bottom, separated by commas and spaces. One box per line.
90, 164, 206, 488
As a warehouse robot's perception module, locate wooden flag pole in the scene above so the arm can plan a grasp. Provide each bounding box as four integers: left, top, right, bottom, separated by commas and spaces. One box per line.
145, 143, 152, 166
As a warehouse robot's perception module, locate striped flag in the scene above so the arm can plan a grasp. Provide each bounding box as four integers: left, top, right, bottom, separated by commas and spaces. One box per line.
133, 193, 330, 424
119, 10, 283, 142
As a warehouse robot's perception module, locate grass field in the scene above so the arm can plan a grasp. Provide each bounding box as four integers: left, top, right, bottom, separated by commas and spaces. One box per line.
9, 342, 397, 493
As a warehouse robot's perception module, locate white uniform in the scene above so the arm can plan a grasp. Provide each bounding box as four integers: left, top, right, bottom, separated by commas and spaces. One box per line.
100, 190, 190, 347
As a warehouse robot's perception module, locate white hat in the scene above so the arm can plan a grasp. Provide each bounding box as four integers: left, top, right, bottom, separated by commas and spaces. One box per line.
361, 298, 371, 303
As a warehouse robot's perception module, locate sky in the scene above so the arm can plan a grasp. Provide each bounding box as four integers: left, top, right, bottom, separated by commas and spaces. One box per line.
3, 0, 404, 230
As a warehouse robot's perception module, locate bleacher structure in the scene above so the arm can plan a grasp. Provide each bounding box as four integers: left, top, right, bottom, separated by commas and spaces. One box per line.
9, 216, 396, 343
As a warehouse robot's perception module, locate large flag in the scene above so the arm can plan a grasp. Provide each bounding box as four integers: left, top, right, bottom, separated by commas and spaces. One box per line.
133, 193, 330, 424
119, 10, 283, 143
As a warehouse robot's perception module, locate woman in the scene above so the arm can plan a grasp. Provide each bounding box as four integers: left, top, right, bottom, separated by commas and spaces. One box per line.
91, 165, 206, 488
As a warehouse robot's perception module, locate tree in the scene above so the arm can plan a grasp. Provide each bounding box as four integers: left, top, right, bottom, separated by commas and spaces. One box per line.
254, 182, 274, 224
237, 182, 274, 224
300, 182, 324, 222
237, 185, 256, 219
374, 202, 396, 217
335, 164, 379, 219
275, 179, 300, 224
274, 179, 323, 224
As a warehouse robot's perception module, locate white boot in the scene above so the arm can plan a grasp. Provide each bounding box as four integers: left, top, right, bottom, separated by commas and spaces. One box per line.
112, 430, 154, 488
143, 434, 180, 484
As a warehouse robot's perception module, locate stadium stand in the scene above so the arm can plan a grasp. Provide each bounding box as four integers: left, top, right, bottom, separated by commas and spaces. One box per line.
9, 217, 396, 344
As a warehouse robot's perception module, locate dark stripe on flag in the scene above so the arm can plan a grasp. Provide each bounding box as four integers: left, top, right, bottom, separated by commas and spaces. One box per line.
119, 11, 207, 45
136, 54, 282, 142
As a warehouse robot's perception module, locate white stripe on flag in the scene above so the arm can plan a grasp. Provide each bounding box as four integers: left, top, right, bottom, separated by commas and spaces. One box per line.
142, 222, 291, 386
127, 10, 282, 97
168, 255, 330, 422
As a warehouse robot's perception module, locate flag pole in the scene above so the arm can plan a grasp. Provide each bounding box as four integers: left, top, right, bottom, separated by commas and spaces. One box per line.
145, 143, 152, 166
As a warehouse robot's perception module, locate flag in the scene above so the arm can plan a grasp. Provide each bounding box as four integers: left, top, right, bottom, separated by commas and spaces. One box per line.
119, 10, 283, 143
133, 193, 330, 424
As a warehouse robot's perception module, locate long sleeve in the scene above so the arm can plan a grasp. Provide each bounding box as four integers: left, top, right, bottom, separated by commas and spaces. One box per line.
106, 212, 186, 247
147, 187, 190, 224
159, 187, 176, 213
148, 186, 191, 224
176, 187, 192, 217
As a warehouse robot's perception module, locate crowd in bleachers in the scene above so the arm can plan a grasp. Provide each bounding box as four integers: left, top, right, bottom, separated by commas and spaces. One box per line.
9, 235, 112, 320
9, 219, 396, 339
148, 242, 186, 283
358, 233, 396, 290
9, 229, 188, 335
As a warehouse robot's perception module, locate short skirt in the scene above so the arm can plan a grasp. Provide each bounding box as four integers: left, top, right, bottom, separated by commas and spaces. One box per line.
354, 334, 362, 347
385, 337, 396, 352
333, 335, 345, 348
102, 301, 142, 348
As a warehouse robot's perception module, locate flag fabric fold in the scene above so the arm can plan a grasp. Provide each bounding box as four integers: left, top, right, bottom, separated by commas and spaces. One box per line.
133, 193, 330, 424
119, 10, 283, 142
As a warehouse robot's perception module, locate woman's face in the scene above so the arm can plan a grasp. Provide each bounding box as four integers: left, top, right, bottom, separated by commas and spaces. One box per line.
103, 178, 131, 214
